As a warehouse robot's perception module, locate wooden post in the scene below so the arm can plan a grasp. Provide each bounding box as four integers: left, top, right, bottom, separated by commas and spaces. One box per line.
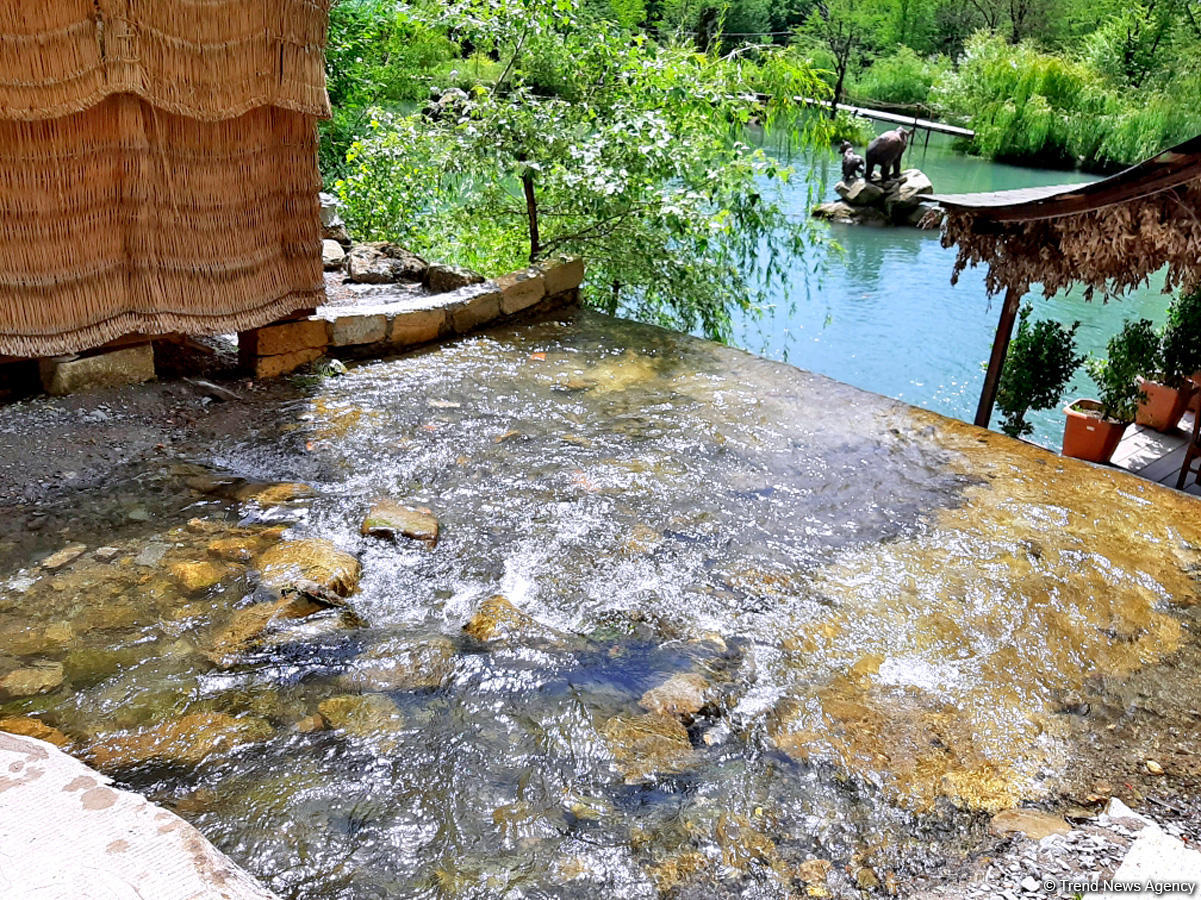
974, 285, 1023, 428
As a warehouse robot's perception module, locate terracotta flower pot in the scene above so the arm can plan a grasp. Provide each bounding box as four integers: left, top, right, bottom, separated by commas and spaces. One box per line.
1062, 399, 1128, 463
1134, 377, 1193, 431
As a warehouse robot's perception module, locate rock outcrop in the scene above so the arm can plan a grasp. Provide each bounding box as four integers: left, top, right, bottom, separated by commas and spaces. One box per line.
814, 168, 941, 228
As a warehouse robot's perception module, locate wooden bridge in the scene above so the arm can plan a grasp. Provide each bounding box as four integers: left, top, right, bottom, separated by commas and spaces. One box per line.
796, 97, 975, 140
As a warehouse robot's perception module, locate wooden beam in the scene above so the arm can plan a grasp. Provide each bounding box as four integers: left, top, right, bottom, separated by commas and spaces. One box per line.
975, 286, 1023, 428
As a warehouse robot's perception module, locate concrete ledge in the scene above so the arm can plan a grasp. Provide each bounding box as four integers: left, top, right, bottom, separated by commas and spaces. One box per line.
0, 732, 279, 898
448, 282, 504, 333
241, 257, 585, 376
498, 270, 546, 315
539, 256, 586, 297
39, 344, 155, 395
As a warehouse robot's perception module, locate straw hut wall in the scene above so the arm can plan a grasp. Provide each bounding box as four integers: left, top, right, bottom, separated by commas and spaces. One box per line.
0, 0, 331, 358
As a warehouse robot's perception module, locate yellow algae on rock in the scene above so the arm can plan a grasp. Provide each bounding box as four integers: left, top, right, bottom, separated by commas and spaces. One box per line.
206, 594, 328, 663
0, 716, 71, 747
646, 850, 709, 891
89, 712, 272, 768
765, 407, 1201, 816
0, 662, 64, 699
169, 560, 230, 593
601, 712, 695, 782
464, 596, 555, 644
258, 539, 360, 597
317, 694, 405, 736
236, 482, 315, 506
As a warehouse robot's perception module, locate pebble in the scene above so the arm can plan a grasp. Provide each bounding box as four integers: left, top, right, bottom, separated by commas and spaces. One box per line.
134, 542, 169, 566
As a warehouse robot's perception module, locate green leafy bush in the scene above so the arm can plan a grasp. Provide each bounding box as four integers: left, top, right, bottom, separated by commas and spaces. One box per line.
1159, 288, 1201, 387
996, 305, 1083, 438
930, 32, 1201, 170
851, 47, 948, 108
1085, 319, 1159, 422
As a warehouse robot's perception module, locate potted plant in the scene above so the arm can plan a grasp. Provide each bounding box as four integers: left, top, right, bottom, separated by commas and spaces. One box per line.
1064, 319, 1157, 463
1137, 288, 1201, 430
996, 305, 1083, 440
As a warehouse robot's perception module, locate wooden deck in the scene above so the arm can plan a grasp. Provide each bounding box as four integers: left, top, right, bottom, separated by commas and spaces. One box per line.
1111, 410, 1201, 497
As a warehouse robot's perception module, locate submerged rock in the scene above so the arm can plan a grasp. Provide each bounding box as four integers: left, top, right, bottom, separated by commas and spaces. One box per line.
89, 712, 272, 768
0, 716, 70, 747
341, 636, 457, 691
236, 482, 315, 506
206, 593, 335, 663
360, 499, 439, 546
318, 693, 405, 736
41, 544, 87, 570
463, 596, 557, 645
0, 662, 64, 698
169, 560, 231, 593
989, 808, 1071, 840
258, 539, 360, 597
206, 525, 287, 563
601, 712, 695, 782
639, 673, 709, 720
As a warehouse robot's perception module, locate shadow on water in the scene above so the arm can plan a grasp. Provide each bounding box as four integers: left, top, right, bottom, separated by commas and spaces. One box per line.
1, 310, 1199, 898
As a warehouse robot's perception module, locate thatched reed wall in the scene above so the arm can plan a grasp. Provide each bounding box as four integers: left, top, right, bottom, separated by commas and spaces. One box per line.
0, 0, 330, 358
941, 176, 1201, 301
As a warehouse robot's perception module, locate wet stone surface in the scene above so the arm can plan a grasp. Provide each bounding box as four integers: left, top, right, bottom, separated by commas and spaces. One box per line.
0, 309, 1199, 898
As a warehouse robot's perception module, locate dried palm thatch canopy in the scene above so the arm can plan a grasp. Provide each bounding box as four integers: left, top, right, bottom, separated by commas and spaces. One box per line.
0, 0, 331, 358
931, 134, 1201, 427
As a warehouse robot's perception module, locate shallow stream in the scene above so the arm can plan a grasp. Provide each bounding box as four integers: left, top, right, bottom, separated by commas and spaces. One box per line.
1, 311, 1199, 898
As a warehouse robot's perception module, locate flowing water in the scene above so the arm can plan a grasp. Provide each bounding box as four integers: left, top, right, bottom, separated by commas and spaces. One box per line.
1, 310, 1198, 898
739, 128, 1175, 447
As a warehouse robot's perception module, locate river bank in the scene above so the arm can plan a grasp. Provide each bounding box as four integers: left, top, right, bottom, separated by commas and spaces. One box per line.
1, 308, 1198, 898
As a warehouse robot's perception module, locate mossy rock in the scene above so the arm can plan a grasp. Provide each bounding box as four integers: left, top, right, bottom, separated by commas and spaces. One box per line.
88, 711, 273, 768
258, 539, 360, 597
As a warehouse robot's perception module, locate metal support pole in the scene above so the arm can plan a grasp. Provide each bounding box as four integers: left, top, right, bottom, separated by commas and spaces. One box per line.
974, 286, 1023, 428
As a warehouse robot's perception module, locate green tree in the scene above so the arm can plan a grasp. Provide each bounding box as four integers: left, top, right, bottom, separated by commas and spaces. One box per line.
336, 1, 832, 341
797, 0, 886, 115
996, 305, 1083, 438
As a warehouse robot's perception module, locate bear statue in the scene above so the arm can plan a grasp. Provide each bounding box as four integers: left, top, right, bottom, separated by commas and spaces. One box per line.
839, 141, 866, 182
864, 127, 912, 182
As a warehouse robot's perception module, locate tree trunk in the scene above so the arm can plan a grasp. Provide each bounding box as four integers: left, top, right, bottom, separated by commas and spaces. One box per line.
522, 170, 540, 263
831, 58, 848, 120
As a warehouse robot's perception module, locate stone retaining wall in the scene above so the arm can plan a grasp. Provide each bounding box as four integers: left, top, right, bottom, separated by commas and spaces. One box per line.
240, 256, 584, 378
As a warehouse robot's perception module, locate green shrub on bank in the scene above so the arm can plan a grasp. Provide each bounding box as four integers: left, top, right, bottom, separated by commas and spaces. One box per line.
850, 47, 949, 109
931, 32, 1201, 170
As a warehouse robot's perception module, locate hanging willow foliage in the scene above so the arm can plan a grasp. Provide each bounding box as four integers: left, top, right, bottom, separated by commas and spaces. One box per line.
940, 176, 1201, 301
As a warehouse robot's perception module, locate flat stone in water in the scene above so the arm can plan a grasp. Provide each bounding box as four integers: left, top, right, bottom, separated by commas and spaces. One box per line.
601, 712, 695, 782
0, 662, 64, 698
639, 673, 709, 719
0, 716, 70, 747
990, 808, 1071, 841
40, 544, 87, 570
134, 542, 169, 567
340, 635, 457, 691
318, 694, 405, 736
361, 499, 439, 545
257, 539, 360, 597
88, 712, 273, 769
